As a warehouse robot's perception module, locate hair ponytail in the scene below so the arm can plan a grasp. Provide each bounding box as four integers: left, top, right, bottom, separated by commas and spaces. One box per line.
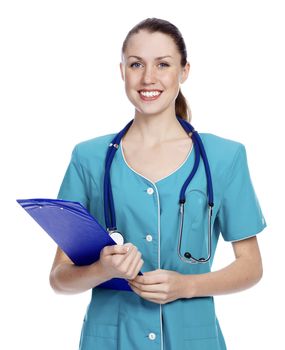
175, 89, 192, 122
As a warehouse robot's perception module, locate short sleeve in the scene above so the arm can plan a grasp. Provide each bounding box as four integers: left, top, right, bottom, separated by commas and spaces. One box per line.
57, 145, 89, 208
217, 144, 267, 242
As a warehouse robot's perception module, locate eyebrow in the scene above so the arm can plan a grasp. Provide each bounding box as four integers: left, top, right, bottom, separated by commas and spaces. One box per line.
127, 55, 173, 60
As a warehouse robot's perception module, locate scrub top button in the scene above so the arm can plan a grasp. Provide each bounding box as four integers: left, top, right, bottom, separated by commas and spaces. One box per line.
147, 187, 154, 195
148, 332, 156, 340
146, 234, 153, 242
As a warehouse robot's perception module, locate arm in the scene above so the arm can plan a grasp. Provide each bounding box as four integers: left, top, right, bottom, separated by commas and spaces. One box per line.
185, 236, 263, 298
49, 243, 143, 295
49, 247, 111, 295
127, 236, 263, 304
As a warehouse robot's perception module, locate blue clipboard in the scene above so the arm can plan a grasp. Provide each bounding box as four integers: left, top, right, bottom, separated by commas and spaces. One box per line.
16, 198, 143, 291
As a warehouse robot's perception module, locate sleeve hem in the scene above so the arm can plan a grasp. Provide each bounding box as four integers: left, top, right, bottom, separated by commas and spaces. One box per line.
222, 223, 267, 242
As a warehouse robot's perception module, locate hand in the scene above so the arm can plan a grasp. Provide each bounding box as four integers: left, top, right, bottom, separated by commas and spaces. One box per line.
98, 243, 144, 280
128, 269, 193, 304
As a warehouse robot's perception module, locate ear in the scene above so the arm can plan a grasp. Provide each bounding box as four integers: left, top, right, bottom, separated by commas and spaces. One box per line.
180, 62, 190, 84
120, 62, 125, 81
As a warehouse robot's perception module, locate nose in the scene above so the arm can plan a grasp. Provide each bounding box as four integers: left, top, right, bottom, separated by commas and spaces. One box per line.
142, 65, 157, 84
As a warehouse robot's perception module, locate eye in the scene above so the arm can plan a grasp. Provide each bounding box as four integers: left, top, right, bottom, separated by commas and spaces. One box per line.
130, 62, 142, 68
158, 62, 169, 68
129, 62, 170, 69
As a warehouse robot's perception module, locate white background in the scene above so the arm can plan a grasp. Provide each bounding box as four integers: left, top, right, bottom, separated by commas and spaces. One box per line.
1, 0, 284, 349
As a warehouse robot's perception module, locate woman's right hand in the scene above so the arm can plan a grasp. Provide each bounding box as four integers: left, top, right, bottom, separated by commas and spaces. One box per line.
98, 243, 144, 280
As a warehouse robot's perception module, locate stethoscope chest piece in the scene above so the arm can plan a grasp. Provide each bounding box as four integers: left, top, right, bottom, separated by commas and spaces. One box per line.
108, 230, 124, 245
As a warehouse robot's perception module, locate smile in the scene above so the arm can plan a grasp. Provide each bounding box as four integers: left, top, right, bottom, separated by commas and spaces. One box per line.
138, 90, 163, 101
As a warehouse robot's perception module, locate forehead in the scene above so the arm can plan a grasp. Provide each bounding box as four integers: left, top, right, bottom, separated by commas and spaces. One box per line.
125, 30, 178, 59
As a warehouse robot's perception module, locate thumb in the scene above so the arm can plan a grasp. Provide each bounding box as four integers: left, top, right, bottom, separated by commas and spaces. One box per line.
102, 243, 132, 256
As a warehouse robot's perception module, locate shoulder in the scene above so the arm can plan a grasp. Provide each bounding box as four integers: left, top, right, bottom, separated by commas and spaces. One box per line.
199, 132, 244, 152
71, 133, 117, 162
198, 133, 248, 179
199, 132, 246, 160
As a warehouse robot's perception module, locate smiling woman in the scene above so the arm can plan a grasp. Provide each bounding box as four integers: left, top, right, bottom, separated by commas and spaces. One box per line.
49, 17, 267, 350
120, 24, 192, 123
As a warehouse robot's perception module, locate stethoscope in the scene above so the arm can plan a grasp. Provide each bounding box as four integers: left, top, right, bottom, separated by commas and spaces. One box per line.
104, 115, 214, 264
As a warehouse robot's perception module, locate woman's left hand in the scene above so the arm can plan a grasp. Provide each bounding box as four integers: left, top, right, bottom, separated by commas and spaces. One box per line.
128, 269, 194, 304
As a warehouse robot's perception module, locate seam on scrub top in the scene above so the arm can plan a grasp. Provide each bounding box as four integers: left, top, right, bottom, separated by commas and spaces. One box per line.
152, 182, 164, 350
68, 147, 90, 204
72, 145, 100, 195
129, 175, 164, 350
218, 144, 244, 210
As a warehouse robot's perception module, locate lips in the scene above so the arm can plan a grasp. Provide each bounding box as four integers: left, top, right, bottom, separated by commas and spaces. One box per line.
138, 89, 163, 93
138, 90, 163, 101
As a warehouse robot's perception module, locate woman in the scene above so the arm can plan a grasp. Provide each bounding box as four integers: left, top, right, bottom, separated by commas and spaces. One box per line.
50, 18, 267, 349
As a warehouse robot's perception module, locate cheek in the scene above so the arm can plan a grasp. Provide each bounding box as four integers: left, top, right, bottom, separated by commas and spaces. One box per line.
125, 71, 139, 85
163, 72, 180, 87
124, 78, 141, 99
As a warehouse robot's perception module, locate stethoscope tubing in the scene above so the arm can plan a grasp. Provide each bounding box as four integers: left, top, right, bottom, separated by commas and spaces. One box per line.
103, 116, 214, 263
104, 120, 133, 231
177, 118, 214, 206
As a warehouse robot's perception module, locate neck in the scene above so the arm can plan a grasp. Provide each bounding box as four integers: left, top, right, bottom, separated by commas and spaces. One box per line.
124, 111, 187, 147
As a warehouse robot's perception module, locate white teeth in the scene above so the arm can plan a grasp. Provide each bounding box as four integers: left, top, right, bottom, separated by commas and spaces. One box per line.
140, 91, 161, 97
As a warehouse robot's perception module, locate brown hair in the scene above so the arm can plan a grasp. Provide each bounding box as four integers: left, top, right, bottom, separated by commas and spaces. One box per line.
121, 17, 192, 122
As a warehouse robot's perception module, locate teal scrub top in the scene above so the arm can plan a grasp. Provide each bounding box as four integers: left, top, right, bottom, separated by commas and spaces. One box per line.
57, 131, 267, 350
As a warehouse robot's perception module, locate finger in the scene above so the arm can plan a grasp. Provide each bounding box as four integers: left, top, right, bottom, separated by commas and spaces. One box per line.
102, 243, 132, 256
119, 246, 143, 278
128, 280, 163, 293
133, 270, 164, 285
137, 258, 144, 272
119, 245, 139, 270
127, 253, 143, 279
122, 244, 138, 260
130, 275, 164, 293
109, 244, 137, 270
129, 284, 164, 301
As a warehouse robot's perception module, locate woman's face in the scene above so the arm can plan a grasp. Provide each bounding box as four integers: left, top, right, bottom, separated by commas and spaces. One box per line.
120, 30, 190, 117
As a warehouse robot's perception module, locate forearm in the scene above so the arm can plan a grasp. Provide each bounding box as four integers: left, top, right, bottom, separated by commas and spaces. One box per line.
49, 261, 110, 295
186, 256, 263, 298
